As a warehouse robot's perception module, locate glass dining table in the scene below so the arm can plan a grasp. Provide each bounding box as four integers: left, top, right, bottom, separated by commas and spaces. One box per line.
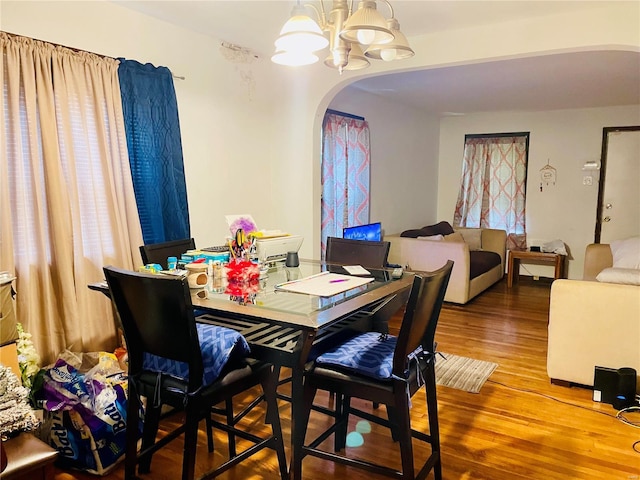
92, 259, 413, 479
192, 259, 413, 479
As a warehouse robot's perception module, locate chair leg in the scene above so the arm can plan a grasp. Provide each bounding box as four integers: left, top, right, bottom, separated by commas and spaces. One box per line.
394, 389, 415, 480
225, 399, 237, 458
424, 362, 442, 480
386, 405, 400, 442
292, 382, 318, 480
335, 395, 350, 452
206, 415, 214, 453
138, 402, 162, 474
124, 384, 141, 480
260, 366, 288, 480
182, 407, 200, 480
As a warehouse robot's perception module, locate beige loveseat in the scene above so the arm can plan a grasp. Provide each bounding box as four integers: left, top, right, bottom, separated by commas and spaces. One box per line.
547, 243, 640, 389
385, 227, 507, 304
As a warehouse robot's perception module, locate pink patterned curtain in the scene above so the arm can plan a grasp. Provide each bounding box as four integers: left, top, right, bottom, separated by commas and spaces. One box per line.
321, 111, 370, 258
453, 134, 528, 250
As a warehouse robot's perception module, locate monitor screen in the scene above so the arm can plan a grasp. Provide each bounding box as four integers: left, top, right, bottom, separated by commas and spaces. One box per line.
342, 222, 382, 242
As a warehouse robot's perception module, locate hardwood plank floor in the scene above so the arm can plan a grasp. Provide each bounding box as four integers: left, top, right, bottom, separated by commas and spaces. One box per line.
53, 278, 640, 479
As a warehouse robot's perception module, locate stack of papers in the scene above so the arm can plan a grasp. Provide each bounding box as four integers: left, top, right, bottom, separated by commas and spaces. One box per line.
343, 265, 371, 275
275, 271, 374, 297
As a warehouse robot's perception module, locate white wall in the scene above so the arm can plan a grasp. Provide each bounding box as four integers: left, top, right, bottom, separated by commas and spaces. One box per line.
329, 88, 441, 236
2, 0, 290, 249
4, 0, 639, 262
437, 106, 640, 278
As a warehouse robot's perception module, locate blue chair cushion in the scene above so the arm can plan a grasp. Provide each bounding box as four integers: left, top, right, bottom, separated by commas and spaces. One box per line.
143, 323, 250, 386
315, 332, 398, 380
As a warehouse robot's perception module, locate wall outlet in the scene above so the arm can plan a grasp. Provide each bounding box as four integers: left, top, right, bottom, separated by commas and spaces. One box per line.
583, 175, 593, 186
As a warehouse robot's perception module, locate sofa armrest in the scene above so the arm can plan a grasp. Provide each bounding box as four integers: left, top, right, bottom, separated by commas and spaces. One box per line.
386, 235, 471, 302
547, 279, 640, 387
583, 243, 613, 280
481, 229, 507, 270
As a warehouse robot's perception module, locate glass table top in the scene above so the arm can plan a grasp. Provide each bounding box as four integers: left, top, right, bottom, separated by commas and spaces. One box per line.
191, 260, 411, 329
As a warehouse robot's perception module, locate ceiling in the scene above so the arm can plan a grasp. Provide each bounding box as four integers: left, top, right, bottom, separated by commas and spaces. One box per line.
113, 1, 640, 115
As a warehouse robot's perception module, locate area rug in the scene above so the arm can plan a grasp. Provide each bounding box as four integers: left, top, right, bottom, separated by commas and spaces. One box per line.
435, 353, 498, 393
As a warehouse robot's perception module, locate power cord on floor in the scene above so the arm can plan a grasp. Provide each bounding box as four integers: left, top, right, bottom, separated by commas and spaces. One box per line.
616, 406, 640, 454
486, 379, 640, 453
486, 379, 616, 418
617, 406, 640, 428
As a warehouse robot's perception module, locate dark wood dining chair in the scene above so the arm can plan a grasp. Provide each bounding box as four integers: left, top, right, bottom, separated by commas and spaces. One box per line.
139, 237, 195, 268
103, 266, 287, 480
325, 236, 391, 268
293, 260, 454, 480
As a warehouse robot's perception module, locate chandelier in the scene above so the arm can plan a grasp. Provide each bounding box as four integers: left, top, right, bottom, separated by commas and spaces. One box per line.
271, 0, 414, 74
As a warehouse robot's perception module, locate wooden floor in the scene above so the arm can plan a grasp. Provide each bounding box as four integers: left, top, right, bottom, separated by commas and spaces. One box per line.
53, 278, 640, 480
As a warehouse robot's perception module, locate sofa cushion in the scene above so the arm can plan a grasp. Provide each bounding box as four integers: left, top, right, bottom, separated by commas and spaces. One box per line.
401, 221, 454, 238
444, 231, 465, 243
417, 234, 444, 241
456, 229, 482, 251
469, 251, 502, 279
611, 237, 640, 269
596, 267, 640, 285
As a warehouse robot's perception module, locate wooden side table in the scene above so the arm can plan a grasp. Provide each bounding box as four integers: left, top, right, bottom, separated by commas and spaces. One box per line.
1, 432, 58, 480
507, 250, 566, 287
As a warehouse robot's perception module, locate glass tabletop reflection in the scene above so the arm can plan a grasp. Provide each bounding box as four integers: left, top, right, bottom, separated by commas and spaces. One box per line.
191, 260, 404, 329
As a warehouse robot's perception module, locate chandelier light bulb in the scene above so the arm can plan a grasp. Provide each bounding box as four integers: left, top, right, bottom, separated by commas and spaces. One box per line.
356, 29, 376, 45
380, 48, 397, 61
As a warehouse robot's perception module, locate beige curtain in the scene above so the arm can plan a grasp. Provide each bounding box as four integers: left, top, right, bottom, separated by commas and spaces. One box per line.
1, 32, 143, 365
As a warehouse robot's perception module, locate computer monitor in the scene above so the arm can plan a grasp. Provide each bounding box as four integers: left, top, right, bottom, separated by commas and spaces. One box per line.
342, 222, 382, 242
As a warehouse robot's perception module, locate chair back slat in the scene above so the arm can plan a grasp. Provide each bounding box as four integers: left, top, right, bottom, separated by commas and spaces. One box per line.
104, 266, 203, 390
325, 236, 390, 268
139, 238, 196, 268
392, 261, 453, 377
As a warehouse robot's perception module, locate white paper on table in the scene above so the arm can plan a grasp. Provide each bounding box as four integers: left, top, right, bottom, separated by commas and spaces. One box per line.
274, 271, 374, 297
343, 265, 371, 276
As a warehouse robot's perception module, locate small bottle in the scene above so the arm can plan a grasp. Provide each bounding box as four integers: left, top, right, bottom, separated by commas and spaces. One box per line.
167, 256, 177, 270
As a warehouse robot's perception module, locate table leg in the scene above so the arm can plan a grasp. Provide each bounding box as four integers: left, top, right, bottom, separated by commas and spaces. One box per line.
508, 257, 520, 287
290, 331, 315, 480
554, 256, 564, 279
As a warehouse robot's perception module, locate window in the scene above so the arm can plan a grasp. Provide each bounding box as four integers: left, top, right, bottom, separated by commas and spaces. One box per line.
453, 133, 529, 250
320, 110, 371, 257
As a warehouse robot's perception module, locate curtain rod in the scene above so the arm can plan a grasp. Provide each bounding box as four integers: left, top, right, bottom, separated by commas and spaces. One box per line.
326, 109, 365, 121
2, 30, 185, 80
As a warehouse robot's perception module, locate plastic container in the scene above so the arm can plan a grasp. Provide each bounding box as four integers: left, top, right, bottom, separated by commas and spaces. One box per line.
167, 256, 178, 270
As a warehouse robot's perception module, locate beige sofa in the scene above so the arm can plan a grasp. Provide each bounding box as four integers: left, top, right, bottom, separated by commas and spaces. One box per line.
547, 243, 640, 389
385, 227, 506, 304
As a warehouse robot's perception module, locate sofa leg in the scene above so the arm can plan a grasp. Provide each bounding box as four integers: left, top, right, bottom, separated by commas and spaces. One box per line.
550, 378, 572, 387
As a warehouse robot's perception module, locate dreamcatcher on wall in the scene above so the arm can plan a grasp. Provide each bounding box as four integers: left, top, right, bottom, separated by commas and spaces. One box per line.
539, 160, 557, 191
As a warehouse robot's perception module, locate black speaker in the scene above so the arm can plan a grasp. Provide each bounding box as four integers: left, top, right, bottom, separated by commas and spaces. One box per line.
593, 366, 619, 404
613, 367, 637, 410
594, 366, 638, 409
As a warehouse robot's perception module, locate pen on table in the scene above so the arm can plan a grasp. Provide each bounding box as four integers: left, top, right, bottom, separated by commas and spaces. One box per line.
329, 278, 349, 283
275, 271, 331, 289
